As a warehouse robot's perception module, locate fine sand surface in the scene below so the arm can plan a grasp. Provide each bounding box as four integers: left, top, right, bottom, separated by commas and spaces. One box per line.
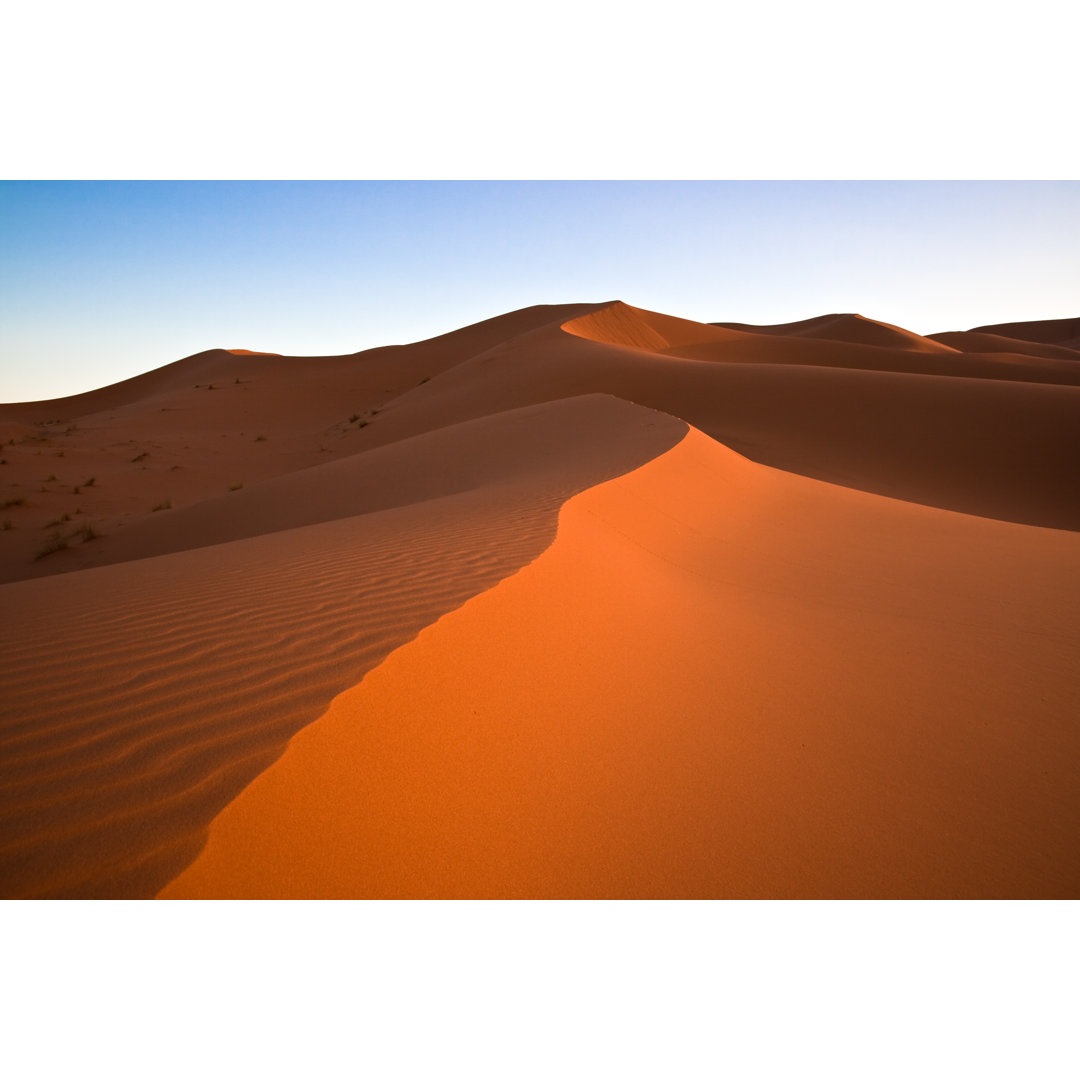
3, 301, 1078, 898
163, 428, 1080, 899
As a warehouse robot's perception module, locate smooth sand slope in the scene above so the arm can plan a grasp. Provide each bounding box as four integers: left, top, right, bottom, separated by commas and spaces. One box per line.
3, 300, 1078, 898
162, 427, 1080, 899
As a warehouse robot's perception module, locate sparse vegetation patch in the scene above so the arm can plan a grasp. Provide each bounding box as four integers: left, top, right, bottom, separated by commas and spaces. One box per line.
35, 532, 69, 560
34, 521, 98, 558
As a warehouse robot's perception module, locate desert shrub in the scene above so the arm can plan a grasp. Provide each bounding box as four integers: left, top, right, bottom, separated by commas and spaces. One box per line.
228, 482, 243, 492
152, 499, 172, 511
35, 532, 69, 559
2, 496, 26, 509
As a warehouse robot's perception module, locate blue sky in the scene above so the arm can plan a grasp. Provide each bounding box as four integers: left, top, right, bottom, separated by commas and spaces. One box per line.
2, 180, 1078, 402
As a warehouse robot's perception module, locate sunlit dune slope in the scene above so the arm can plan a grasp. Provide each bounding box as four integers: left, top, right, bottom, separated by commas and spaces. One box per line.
162, 426, 1080, 899
0, 396, 684, 899
564, 301, 743, 351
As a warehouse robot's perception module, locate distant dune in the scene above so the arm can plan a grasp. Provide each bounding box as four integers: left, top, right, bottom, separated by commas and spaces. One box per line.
927, 330, 1080, 361
968, 316, 1080, 349
3, 302, 1078, 898
713, 312, 958, 353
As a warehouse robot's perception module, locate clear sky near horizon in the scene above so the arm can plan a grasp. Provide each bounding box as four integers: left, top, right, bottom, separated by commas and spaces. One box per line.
2, 179, 1078, 402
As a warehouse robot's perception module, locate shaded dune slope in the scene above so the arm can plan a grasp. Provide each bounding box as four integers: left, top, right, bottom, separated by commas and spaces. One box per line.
928, 330, 1080, 361
0, 303, 607, 583
968, 317, 1080, 349
163, 427, 1080, 899
0, 396, 684, 898
714, 312, 958, 353
4, 301, 1077, 587
1, 302, 603, 422
38, 398, 668, 571
327, 303, 1080, 529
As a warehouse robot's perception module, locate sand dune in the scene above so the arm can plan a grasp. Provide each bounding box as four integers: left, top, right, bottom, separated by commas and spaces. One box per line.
968, 317, 1080, 349
928, 330, 1080, 361
3, 300, 1078, 898
714, 312, 958, 353
325, 302, 1080, 528
0, 396, 683, 898
163, 427, 1080, 899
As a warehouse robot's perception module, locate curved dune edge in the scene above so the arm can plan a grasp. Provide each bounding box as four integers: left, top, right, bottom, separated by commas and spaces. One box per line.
0, 396, 684, 899
160, 427, 1080, 899
561, 301, 742, 352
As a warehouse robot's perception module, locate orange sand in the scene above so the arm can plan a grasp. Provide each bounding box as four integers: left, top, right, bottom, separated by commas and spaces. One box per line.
162, 428, 1080, 898
3, 300, 1078, 898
